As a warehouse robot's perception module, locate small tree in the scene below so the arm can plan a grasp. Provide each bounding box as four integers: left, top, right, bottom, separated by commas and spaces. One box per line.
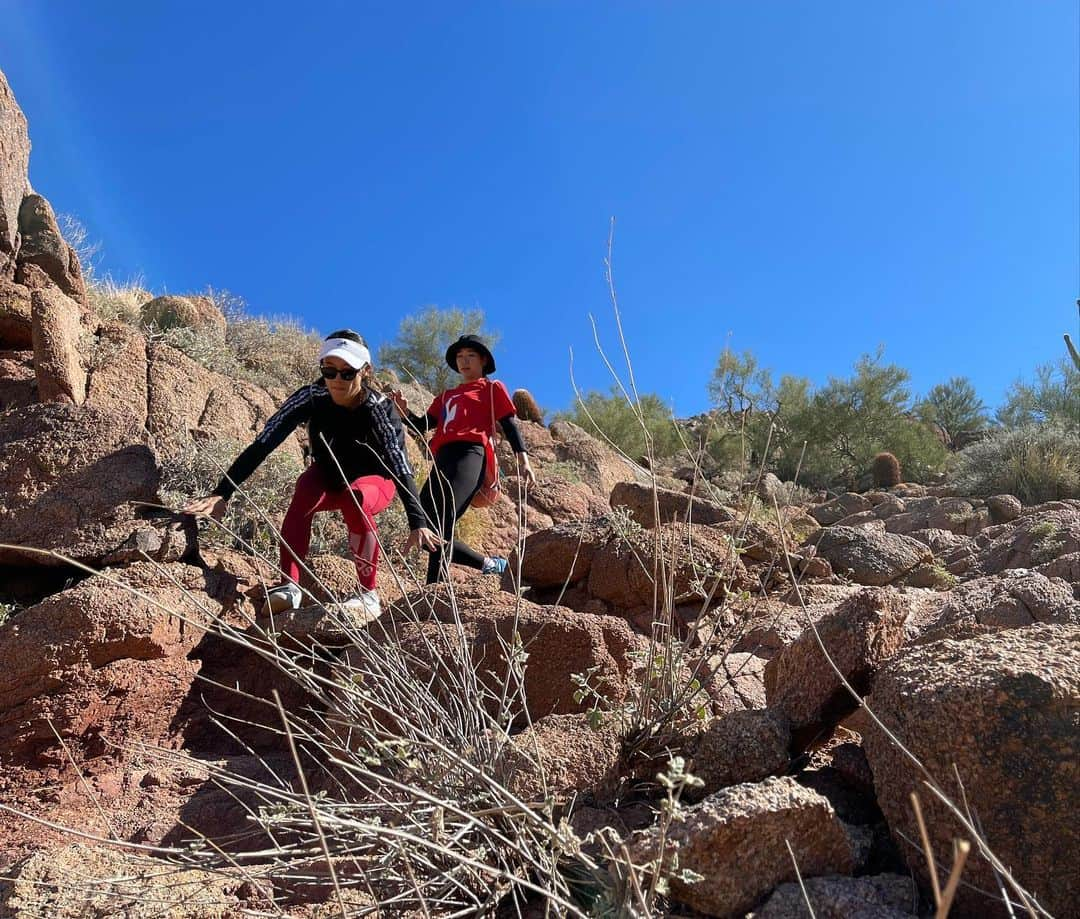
916, 376, 989, 444
559, 387, 684, 460
378, 306, 499, 393
997, 359, 1080, 430
782, 349, 947, 489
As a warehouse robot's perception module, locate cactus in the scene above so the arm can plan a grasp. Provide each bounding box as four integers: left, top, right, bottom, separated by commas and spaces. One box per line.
1066, 300, 1080, 371
872, 451, 902, 488
512, 388, 544, 424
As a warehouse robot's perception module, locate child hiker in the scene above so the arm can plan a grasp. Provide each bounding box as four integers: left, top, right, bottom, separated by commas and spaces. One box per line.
391, 334, 536, 584
183, 330, 441, 616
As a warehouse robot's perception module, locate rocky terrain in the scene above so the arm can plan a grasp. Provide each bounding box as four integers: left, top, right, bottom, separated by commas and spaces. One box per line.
1, 67, 1078, 918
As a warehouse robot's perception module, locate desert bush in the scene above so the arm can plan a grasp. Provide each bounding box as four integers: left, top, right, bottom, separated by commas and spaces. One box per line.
86, 275, 153, 325
915, 376, 989, 444
558, 386, 684, 460
952, 424, 1080, 503
998, 358, 1080, 429
872, 451, 902, 487
378, 305, 499, 393
776, 350, 947, 489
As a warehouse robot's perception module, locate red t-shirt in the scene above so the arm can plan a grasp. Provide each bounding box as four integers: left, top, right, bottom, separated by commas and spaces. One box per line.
427, 378, 516, 455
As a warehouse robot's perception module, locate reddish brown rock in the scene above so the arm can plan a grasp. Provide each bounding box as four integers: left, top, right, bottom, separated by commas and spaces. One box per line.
686, 709, 790, 796
807, 526, 931, 586
17, 194, 87, 304
810, 493, 872, 526
864, 625, 1080, 919
972, 502, 1080, 575
630, 776, 854, 918
378, 579, 645, 721
0, 348, 34, 411
0, 277, 31, 346
764, 588, 910, 729
0, 403, 163, 566
910, 568, 1080, 645
516, 517, 611, 588
0, 563, 217, 767
499, 713, 623, 801
0, 70, 31, 273
587, 522, 745, 611
609, 480, 733, 528
30, 286, 85, 405
705, 651, 768, 713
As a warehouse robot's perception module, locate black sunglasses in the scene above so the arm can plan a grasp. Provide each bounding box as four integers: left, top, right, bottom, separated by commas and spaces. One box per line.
320, 365, 359, 381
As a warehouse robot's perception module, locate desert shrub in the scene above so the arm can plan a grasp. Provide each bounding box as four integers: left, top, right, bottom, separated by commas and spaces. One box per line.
997, 359, 1080, 429
916, 376, 989, 444
872, 451, 902, 487
86, 275, 152, 325
558, 386, 684, 460
952, 424, 1080, 503
378, 305, 499, 393
776, 351, 947, 489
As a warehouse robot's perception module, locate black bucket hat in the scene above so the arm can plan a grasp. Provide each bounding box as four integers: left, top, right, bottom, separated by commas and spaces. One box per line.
445, 334, 496, 375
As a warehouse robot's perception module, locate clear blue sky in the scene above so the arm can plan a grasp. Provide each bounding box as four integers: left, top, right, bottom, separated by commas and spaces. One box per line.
1, 1, 1076, 416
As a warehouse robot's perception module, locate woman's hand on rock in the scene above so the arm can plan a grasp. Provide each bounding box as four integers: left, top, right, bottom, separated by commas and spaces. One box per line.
182, 494, 227, 521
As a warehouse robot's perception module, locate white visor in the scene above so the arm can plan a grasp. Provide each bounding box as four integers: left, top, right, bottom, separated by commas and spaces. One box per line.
319, 337, 371, 369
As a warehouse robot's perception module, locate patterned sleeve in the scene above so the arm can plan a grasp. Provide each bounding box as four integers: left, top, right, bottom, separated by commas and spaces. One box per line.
212, 385, 314, 499
366, 396, 426, 529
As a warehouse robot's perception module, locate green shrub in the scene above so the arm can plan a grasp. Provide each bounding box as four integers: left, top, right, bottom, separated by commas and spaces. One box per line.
952, 424, 1080, 503
378, 305, 499, 393
558, 386, 684, 460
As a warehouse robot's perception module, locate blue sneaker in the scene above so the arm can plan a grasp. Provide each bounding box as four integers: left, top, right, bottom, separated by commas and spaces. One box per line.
481, 556, 508, 576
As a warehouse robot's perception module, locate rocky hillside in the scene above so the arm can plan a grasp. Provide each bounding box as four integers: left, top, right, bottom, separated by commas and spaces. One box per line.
1, 67, 1078, 918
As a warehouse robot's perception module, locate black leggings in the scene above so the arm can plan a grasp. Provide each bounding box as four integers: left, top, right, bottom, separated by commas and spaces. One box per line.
419, 442, 487, 584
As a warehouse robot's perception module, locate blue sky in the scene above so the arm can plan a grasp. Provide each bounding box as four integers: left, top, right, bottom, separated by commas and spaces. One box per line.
1, 1, 1076, 416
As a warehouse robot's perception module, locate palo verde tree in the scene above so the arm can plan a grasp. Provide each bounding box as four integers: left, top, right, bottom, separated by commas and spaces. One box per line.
915, 376, 990, 445
378, 305, 499, 393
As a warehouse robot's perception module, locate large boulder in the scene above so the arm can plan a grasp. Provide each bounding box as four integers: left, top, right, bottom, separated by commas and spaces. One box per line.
498, 712, 623, 801
17, 194, 86, 304
970, 502, 1080, 575
810, 493, 871, 526
30, 286, 85, 405
764, 588, 910, 729
0, 563, 218, 767
685, 709, 790, 796
807, 526, 931, 586
516, 517, 611, 588
908, 568, 1080, 645
0, 403, 161, 566
863, 625, 1080, 918
586, 521, 746, 612
377, 579, 646, 721
0, 69, 31, 274
609, 481, 732, 528
629, 776, 855, 918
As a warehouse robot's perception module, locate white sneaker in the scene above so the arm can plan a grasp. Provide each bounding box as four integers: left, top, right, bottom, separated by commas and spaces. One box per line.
263, 582, 302, 614
332, 588, 382, 622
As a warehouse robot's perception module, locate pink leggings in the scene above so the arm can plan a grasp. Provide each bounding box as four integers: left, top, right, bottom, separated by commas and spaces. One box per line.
279, 465, 396, 590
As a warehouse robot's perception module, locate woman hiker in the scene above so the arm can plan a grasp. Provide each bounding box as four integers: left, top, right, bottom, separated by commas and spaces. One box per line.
182, 330, 441, 617
390, 334, 537, 584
